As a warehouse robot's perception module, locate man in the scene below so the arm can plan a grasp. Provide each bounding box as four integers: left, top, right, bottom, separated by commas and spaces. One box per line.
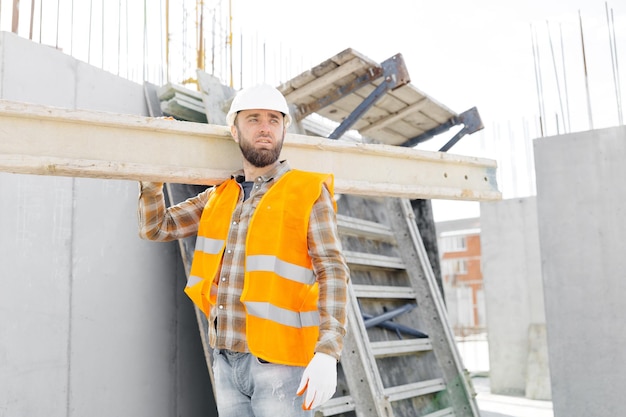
138, 84, 349, 416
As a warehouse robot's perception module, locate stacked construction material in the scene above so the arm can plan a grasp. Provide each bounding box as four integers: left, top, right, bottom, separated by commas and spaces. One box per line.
158, 83, 208, 123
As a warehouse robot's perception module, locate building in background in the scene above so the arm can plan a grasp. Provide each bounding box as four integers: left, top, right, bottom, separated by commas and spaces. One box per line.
436, 217, 485, 337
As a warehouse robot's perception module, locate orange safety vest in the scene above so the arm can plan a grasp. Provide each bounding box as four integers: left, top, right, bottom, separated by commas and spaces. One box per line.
185, 169, 335, 366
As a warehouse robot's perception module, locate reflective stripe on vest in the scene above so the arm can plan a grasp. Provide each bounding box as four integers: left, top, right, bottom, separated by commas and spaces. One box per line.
245, 301, 321, 328
195, 236, 224, 255
246, 254, 316, 285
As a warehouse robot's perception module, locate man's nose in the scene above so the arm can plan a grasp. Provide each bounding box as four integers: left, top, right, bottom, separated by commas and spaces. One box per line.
258, 118, 272, 132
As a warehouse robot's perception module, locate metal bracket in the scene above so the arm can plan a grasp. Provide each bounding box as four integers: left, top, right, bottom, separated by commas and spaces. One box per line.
363, 303, 416, 328
400, 106, 484, 151
361, 303, 429, 338
328, 53, 410, 140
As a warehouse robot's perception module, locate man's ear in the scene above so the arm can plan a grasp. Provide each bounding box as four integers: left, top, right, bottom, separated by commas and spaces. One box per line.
230, 125, 239, 143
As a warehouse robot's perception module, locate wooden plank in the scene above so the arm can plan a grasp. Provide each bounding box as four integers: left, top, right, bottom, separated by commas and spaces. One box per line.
279, 48, 376, 94
283, 57, 369, 103
359, 98, 430, 135
367, 128, 410, 146
0, 100, 501, 201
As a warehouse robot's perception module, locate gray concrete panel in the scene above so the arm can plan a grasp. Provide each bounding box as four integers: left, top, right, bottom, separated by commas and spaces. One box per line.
480, 197, 547, 397
68, 178, 179, 416
75, 61, 148, 114
534, 126, 626, 417
0, 174, 74, 416
0, 32, 77, 107
525, 323, 551, 400
0, 31, 214, 416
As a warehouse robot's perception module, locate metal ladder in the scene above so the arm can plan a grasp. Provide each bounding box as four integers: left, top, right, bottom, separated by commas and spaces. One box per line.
318, 194, 479, 417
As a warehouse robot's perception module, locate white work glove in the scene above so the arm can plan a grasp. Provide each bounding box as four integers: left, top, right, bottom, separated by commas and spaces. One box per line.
297, 352, 337, 410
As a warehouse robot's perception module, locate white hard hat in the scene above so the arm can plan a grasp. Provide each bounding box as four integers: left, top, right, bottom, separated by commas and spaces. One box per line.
226, 84, 292, 128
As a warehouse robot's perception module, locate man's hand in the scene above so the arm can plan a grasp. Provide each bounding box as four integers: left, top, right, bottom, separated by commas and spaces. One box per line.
297, 352, 337, 410
139, 181, 164, 190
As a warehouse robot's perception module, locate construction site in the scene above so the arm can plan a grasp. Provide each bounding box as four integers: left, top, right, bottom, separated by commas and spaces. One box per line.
1, 1, 625, 417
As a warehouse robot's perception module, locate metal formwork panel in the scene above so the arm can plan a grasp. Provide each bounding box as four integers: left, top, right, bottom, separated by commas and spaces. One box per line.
277, 48, 458, 146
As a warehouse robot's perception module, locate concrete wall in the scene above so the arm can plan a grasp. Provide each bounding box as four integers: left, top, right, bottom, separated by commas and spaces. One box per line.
480, 197, 550, 399
0, 32, 215, 416
534, 126, 626, 417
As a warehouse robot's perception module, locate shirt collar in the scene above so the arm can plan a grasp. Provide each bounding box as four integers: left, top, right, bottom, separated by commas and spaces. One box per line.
233, 160, 290, 183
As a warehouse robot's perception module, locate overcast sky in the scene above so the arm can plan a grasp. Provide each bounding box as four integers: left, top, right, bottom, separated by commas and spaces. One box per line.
227, 0, 624, 221
231, 0, 624, 132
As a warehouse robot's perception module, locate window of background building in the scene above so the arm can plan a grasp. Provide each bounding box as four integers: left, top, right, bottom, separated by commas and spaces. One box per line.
441, 235, 467, 253
442, 259, 468, 276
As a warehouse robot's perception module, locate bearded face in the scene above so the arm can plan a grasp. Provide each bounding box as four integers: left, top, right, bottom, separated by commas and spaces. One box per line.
232, 110, 286, 168
237, 128, 284, 167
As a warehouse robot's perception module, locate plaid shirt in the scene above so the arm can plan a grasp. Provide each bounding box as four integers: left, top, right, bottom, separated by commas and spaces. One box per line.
138, 161, 349, 361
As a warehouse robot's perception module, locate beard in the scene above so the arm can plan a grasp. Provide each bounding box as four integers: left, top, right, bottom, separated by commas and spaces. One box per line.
238, 132, 284, 168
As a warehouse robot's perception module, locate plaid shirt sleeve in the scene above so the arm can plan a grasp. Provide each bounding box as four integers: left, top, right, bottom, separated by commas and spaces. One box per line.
308, 185, 350, 360
137, 181, 212, 242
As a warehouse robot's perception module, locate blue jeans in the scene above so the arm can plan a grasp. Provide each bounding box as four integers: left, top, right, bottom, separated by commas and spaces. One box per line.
213, 349, 313, 417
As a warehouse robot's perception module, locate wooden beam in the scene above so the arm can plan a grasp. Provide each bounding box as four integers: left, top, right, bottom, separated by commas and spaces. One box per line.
283, 57, 369, 103
0, 100, 501, 201
359, 98, 429, 135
